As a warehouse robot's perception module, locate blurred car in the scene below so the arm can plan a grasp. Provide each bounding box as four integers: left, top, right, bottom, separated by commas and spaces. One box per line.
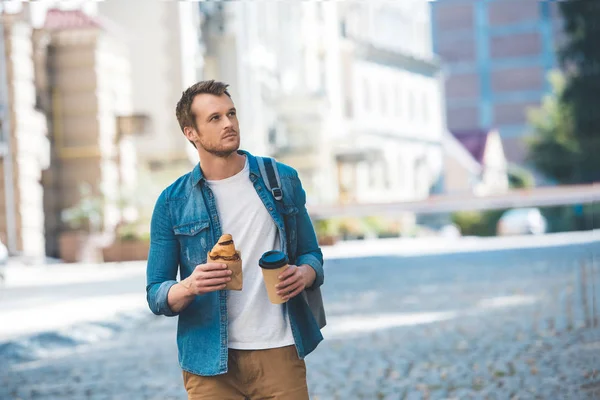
497, 208, 547, 236
439, 224, 461, 238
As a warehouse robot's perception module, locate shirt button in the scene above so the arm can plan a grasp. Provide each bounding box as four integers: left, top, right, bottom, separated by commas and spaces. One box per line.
257, 186, 262, 191
268, 207, 273, 211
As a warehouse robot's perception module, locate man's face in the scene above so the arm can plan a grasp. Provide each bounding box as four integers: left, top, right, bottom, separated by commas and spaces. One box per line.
185, 93, 240, 157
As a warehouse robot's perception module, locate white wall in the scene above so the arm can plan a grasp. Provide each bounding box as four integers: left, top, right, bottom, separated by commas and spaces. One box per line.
97, 0, 197, 164
343, 0, 433, 61
352, 62, 443, 140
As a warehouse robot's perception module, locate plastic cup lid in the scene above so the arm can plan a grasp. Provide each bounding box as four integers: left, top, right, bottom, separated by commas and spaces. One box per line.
259, 250, 288, 269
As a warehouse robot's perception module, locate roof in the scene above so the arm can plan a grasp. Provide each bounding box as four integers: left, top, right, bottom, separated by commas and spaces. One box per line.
44, 9, 102, 30
451, 129, 490, 164
443, 130, 482, 174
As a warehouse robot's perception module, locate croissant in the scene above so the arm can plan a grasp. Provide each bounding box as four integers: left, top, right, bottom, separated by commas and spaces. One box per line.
208, 234, 242, 290
209, 234, 241, 261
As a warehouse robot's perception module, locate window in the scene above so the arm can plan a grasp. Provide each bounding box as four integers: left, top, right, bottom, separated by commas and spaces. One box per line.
318, 55, 326, 92
380, 83, 388, 116
316, 3, 324, 23
395, 84, 402, 118
363, 79, 371, 112
369, 160, 386, 189
422, 92, 429, 122
397, 156, 404, 190
369, 161, 378, 188
409, 91, 416, 121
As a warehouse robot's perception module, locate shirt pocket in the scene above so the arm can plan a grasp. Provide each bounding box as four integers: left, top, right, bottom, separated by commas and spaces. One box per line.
173, 220, 211, 273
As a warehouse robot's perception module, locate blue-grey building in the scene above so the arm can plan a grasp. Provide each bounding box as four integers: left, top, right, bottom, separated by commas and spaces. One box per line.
431, 0, 563, 165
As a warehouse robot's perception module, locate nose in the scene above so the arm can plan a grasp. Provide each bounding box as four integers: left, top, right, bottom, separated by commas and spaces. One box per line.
223, 115, 233, 129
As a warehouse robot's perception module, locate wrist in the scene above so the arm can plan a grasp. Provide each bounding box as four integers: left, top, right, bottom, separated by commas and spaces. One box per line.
179, 277, 196, 296
299, 264, 316, 288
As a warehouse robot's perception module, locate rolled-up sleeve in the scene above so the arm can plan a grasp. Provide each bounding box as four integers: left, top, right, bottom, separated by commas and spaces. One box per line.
292, 173, 325, 289
146, 191, 180, 316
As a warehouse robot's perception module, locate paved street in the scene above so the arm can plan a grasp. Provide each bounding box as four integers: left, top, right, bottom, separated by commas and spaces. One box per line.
0, 234, 599, 399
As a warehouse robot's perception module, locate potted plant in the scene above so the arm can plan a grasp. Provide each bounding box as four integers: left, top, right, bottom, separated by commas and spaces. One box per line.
314, 218, 340, 246
102, 222, 150, 262
59, 183, 105, 263
338, 217, 366, 241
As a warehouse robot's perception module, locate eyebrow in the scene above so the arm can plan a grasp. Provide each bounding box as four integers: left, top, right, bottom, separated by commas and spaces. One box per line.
207, 108, 236, 121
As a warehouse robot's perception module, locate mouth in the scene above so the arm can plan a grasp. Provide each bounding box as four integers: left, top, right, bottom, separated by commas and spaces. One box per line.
223, 132, 238, 139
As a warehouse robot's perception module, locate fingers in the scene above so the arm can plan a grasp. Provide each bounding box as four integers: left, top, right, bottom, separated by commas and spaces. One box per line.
200, 277, 231, 287
276, 272, 300, 291
279, 280, 304, 300
196, 263, 228, 272
200, 269, 232, 279
284, 287, 303, 300
191, 276, 230, 294
186, 263, 232, 295
278, 265, 296, 280
201, 283, 227, 293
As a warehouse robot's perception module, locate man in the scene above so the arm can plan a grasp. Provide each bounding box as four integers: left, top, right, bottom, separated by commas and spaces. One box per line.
146, 80, 324, 399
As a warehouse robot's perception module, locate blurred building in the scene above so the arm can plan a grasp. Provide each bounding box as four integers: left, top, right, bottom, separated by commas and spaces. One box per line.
444, 129, 509, 196
0, 12, 50, 259
198, 1, 279, 159
97, 0, 201, 170
35, 9, 136, 258
200, 1, 445, 206
431, 0, 563, 165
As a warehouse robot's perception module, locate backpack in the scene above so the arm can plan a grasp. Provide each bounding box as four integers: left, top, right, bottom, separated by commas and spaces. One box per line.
256, 157, 327, 329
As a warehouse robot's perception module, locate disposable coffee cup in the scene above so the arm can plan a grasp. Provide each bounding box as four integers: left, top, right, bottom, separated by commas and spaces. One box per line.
259, 250, 289, 304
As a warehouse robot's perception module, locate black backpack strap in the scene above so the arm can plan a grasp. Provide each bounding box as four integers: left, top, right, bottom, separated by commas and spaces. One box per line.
257, 157, 283, 201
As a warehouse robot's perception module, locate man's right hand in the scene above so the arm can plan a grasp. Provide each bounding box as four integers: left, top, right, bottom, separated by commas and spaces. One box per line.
180, 263, 232, 295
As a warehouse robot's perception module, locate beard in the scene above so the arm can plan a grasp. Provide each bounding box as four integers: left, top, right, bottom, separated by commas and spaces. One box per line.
206, 147, 236, 158
198, 134, 240, 158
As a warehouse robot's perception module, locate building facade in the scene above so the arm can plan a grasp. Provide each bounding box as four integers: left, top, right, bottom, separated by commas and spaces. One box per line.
431, 0, 563, 164
97, 0, 201, 170
199, 1, 445, 206
37, 9, 136, 258
0, 12, 50, 259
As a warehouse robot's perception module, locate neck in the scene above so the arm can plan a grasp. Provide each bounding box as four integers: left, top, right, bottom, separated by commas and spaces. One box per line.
197, 149, 246, 180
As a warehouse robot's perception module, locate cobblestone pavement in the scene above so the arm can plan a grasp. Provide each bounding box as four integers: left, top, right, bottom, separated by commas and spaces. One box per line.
1, 242, 599, 400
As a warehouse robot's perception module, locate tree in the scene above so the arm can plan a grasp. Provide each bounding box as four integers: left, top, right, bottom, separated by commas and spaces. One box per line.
527, 0, 600, 184
527, 72, 578, 183
560, 0, 600, 183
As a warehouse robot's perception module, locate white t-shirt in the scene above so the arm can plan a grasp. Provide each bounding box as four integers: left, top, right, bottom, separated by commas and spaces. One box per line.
206, 157, 295, 350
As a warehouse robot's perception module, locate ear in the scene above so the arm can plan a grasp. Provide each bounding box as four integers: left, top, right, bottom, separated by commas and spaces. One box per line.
183, 126, 197, 142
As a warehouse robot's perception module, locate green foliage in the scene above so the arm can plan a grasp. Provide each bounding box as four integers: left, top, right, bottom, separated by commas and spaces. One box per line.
528, 1, 600, 183
507, 165, 536, 189
541, 203, 600, 233
61, 183, 104, 233
312, 216, 404, 241
527, 72, 580, 183
451, 209, 506, 237
116, 222, 149, 242
313, 218, 340, 239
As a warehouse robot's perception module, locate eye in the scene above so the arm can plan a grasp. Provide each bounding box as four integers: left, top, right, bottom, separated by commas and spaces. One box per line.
228, 111, 236, 117
210, 115, 220, 121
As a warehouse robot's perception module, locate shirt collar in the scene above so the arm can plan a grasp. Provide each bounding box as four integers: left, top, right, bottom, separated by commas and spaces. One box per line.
191, 149, 260, 186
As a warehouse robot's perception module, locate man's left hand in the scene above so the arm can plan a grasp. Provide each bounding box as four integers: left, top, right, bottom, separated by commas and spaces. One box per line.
276, 264, 316, 301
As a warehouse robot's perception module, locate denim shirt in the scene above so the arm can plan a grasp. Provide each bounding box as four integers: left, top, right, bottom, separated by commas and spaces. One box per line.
146, 150, 324, 376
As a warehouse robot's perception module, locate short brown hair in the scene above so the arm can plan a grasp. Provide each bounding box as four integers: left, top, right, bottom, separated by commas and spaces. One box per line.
175, 80, 231, 134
